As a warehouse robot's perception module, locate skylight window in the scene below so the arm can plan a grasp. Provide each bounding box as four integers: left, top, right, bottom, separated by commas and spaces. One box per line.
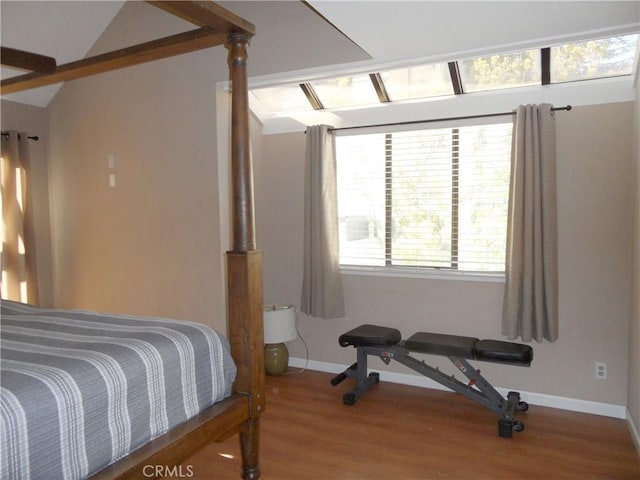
251, 84, 311, 114
248, 32, 639, 118
310, 74, 380, 109
379, 63, 454, 101
458, 50, 540, 93
550, 33, 639, 83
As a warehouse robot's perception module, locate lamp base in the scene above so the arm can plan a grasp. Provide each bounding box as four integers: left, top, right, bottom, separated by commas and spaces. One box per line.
264, 342, 289, 375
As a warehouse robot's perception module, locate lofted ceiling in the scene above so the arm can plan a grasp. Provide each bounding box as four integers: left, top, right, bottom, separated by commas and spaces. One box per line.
1, 1, 638, 108
1, 1, 126, 107
308, 1, 640, 63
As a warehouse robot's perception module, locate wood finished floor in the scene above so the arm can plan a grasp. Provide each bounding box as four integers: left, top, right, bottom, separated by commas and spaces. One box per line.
178, 370, 640, 480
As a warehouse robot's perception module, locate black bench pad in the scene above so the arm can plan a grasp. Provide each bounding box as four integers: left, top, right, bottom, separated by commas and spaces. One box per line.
475, 340, 533, 366
405, 332, 478, 358
339, 324, 401, 348
339, 325, 533, 367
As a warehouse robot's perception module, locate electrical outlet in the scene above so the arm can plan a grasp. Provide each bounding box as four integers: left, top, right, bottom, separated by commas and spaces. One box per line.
595, 362, 607, 380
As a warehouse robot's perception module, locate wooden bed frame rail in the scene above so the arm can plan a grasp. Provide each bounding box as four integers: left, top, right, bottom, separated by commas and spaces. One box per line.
2, 2, 264, 479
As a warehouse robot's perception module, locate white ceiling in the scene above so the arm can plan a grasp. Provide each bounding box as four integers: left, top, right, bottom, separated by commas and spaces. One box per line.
308, 1, 640, 63
1, 1, 125, 107
1, 1, 639, 108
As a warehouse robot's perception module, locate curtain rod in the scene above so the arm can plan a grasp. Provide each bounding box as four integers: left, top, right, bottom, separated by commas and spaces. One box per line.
327, 105, 572, 133
1, 131, 39, 141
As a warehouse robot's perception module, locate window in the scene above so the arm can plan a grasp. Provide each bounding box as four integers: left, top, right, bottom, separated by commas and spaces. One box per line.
458, 50, 541, 93
249, 33, 638, 117
251, 84, 311, 114
310, 74, 380, 109
336, 120, 512, 273
550, 33, 638, 83
379, 63, 454, 100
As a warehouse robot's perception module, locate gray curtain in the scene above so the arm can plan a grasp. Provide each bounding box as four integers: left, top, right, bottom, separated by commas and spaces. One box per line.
300, 125, 345, 319
502, 104, 558, 342
1, 132, 39, 304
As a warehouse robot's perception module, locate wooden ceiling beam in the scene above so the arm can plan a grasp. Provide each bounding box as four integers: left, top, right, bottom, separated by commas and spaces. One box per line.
1, 46, 57, 73
0, 1, 254, 95
1, 27, 226, 95
146, 1, 255, 36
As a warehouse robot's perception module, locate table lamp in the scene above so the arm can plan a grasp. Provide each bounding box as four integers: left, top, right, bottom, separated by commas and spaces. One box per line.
263, 304, 297, 375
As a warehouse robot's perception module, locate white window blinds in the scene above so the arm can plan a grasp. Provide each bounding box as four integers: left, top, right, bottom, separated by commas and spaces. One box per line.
336, 120, 512, 273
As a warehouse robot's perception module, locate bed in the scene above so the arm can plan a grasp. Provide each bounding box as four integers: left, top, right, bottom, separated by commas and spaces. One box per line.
1, 2, 264, 479
1, 300, 238, 478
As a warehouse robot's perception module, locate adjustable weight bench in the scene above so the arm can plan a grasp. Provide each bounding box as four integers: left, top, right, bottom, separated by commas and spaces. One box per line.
331, 324, 533, 438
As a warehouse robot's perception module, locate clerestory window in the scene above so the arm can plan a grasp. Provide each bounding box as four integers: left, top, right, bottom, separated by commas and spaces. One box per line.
250, 33, 638, 116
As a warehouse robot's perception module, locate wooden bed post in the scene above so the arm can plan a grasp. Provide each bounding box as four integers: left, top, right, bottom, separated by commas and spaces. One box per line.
226, 32, 264, 480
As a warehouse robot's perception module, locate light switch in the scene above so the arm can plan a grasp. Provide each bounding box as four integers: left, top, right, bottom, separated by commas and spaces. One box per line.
109, 173, 116, 188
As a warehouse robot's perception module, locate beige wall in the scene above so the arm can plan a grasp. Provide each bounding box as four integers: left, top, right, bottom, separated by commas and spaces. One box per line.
628, 79, 640, 441
257, 102, 635, 405
45, 2, 231, 332
41, 0, 364, 332
1, 100, 54, 307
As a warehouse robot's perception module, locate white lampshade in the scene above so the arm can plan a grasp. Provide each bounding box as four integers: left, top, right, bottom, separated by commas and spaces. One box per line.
263, 304, 297, 344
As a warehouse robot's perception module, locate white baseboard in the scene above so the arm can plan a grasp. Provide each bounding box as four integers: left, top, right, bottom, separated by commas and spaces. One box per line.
289, 357, 627, 420
628, 409, 640, 455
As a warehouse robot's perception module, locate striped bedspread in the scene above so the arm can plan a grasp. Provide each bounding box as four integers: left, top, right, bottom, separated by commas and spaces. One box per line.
0, 300, 237, 480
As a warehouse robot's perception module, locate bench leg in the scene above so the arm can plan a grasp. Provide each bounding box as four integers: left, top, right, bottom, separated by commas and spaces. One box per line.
330, 346, 380, 405
498, 391, 526, 438
450, 358, 527, 437
394, 353, 528, 437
